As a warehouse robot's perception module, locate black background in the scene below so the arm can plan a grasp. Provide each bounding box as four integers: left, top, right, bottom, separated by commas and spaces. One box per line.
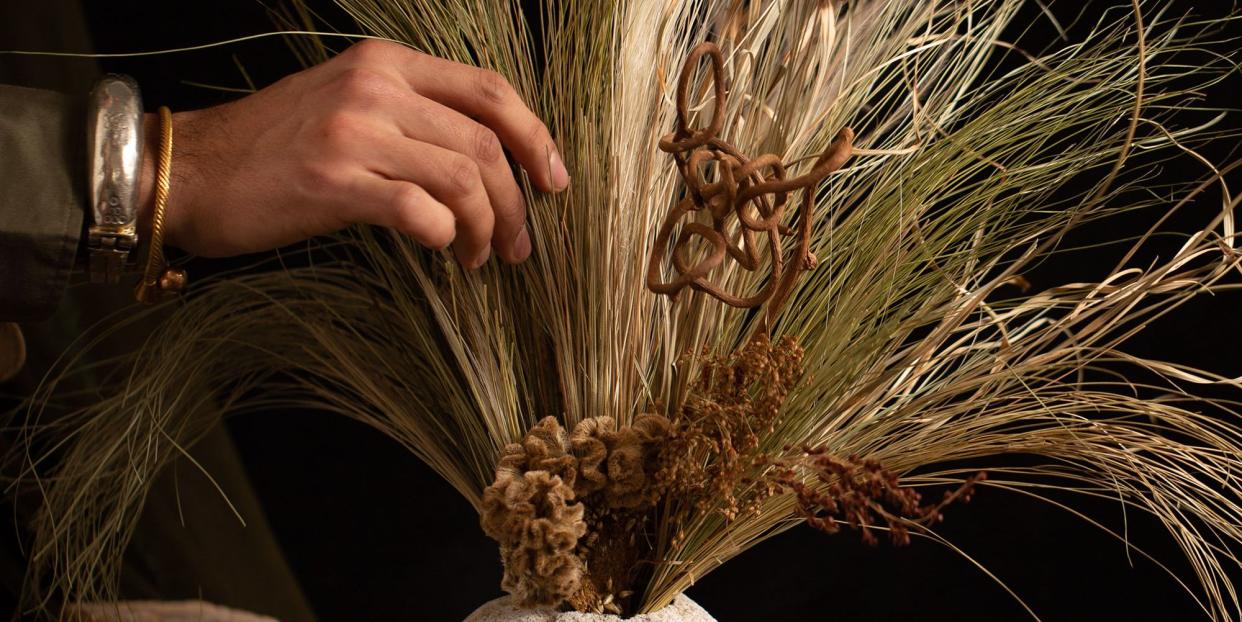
49, 0, 1242, 620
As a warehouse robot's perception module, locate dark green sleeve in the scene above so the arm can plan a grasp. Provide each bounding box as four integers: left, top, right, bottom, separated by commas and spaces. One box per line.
0, 84, 86, 322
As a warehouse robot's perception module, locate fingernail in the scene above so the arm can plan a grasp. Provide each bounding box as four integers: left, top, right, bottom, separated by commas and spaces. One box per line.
549, 150, 570, 191
513, 225, 532, 261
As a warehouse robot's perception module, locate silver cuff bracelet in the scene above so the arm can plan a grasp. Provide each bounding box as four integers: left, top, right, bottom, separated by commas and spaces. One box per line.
86, 74, 144, 284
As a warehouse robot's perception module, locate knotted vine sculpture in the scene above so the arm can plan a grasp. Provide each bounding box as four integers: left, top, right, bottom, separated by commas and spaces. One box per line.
647, 41, 854, 329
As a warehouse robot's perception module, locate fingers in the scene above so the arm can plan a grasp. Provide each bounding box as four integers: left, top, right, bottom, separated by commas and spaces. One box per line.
410, 60, 570, 193
347, 175, 456, 251
367, 134, 496, 269
394, 93, 530, 263
341, 40, 569, 193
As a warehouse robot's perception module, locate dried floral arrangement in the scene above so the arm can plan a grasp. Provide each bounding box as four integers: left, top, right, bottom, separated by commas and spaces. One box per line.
10, 0, 1242, 619
474, 42, 986, 615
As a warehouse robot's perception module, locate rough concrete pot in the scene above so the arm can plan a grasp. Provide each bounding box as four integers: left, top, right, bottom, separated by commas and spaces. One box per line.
464, 595, 716, 622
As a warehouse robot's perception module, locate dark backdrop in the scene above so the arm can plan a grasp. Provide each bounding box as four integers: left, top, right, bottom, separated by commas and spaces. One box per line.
69, 1, 1242, 620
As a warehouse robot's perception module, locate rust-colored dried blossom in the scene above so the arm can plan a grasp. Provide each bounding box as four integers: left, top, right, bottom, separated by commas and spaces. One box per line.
656, 335, 805, 520
481, 418, 586, 607
480, 467, 586, 607
514, 416, 580, 488
772, 449, 985, 546
570, 416, 612, 496
480, 414, 671, 610
571, 414, 670, 509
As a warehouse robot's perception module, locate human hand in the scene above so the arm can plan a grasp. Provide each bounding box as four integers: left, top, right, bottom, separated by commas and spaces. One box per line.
136, 39, 569, 267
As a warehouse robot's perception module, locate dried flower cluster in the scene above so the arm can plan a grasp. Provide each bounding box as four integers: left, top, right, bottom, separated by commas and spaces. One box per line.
479, 415, 670, 608
479, 419, 587, 607
772, 449, 986, 546
481, 334, 976, 615
572, 414, 671, 509
482, 32, 978, 617
655, 335, 805, 522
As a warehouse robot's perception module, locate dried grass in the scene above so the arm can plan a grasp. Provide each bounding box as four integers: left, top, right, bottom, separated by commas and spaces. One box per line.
7, 0, 1242, 619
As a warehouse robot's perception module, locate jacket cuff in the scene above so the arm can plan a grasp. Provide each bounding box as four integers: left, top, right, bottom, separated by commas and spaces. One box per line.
0, 85, 88, 322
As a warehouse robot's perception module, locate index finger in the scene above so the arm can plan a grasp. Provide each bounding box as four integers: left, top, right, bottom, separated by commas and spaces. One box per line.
383, 48, 570, 193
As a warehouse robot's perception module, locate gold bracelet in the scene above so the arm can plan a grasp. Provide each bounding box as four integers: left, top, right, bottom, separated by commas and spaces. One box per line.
135, 106, 188, 304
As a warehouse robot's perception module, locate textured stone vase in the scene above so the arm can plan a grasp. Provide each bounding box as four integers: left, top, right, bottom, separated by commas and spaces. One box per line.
464, 595, 716, 622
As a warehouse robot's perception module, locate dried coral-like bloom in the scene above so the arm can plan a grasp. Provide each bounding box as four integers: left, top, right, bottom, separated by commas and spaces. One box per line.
604, 432, 647, 506
569, 416, 615, 497
480, 419, 588, 608
631, 413, 671, 443
568, 414, 670, 509
494, 471, 587, 607
520, 416, 579, 489
481, 413, 672, 610
603, 415, 670, 509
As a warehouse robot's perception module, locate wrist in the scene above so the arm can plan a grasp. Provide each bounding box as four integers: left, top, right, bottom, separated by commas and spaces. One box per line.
136, 112, 159, 243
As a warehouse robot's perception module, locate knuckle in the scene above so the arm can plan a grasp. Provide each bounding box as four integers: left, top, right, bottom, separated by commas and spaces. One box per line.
472, 125, 503, 164
391, 186, 451, 247
346, 38, 394, 62
391, 184, 428, 215
445, 156, 482, 198
476, 201, 496, 233
526, 120, 550, 148
333, 67, 391, 104
475, 69, 514, 106
500, 197, 527, 226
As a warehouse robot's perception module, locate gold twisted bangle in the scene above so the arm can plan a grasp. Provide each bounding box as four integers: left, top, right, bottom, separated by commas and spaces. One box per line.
135, 106, 188, 304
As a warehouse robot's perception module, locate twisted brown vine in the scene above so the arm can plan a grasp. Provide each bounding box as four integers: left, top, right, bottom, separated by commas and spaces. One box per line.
648, 41, 855, 328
